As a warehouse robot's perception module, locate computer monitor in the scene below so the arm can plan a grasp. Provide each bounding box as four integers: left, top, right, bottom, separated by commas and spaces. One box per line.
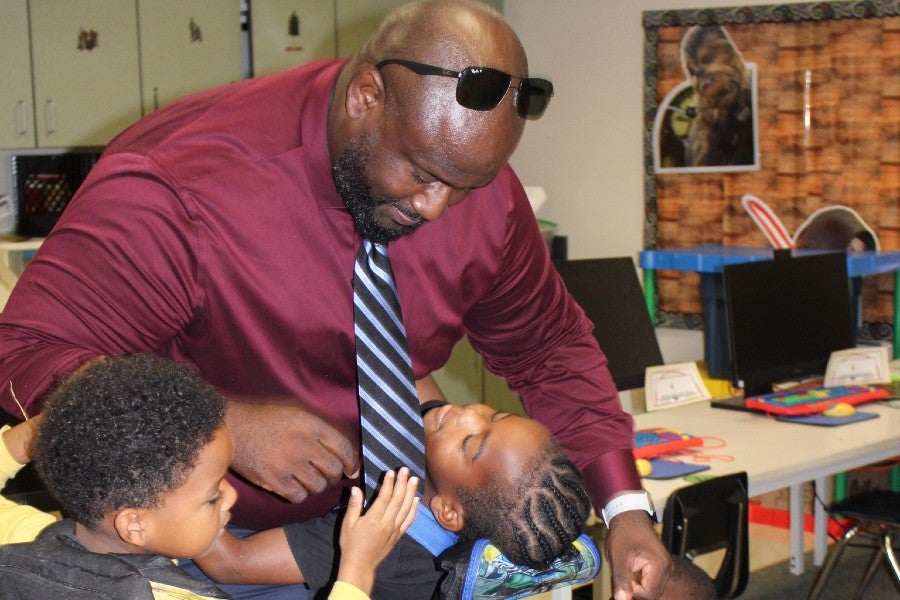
722, 251, 854, 397
553, 257, 664, 390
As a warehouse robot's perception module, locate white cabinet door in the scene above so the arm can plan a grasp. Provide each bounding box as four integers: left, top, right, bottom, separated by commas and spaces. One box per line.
0, 0, 35, 148
138, 0, 244, 113
29, 0, 142, 147
249, 0, 336, 77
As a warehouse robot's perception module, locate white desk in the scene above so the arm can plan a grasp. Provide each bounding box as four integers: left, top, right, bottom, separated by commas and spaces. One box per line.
634, 401, 900, 575
548, 400, 899, 600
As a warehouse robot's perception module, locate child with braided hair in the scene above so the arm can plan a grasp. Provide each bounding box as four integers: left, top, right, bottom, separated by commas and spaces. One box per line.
194, 400, 595, 597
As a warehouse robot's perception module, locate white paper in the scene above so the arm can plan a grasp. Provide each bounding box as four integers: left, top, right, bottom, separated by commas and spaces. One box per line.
824, 346, 891, 386
644, 362, 712, 411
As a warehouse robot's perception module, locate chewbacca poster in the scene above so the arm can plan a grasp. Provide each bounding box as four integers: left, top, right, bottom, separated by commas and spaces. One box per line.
653, 25, 759, 173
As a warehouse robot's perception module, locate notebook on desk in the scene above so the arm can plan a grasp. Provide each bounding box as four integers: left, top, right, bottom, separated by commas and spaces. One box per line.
711, 384, 890, 415
633, 427, 703, 458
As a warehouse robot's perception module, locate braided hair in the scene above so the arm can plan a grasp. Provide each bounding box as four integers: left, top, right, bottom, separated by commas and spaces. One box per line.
456, 439, 591, 569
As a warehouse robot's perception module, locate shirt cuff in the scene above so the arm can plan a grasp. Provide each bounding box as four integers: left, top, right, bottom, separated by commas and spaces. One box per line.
579, 448, 642, 510
0, 425, 27, 483
329, 580, 370, 600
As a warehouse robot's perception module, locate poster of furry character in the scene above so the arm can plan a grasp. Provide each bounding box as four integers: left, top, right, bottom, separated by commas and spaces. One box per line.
653, 25, 759, 173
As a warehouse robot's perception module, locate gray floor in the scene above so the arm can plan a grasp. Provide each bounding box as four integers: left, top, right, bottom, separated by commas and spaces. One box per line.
570, 531, 898, 599
741, 544, 899, 600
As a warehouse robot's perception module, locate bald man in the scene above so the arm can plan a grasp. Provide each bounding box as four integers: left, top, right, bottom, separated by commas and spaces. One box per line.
0, 1, 671, 598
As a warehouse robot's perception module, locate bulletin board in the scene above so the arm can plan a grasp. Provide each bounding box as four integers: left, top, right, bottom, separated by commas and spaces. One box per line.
642, 1, 900, 343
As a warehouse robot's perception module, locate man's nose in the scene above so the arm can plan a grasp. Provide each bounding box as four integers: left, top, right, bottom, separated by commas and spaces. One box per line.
410, 184, 454, 222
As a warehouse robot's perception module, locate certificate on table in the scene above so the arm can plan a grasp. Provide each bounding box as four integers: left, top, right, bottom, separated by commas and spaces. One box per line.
644, 362, 712, 411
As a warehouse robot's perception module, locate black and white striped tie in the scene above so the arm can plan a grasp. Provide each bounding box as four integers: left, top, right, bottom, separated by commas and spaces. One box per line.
353, 240, 426, 497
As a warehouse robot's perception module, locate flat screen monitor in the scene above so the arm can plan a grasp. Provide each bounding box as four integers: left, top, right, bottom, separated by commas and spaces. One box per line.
553, 257, 664, 390
723, 251, 854, 396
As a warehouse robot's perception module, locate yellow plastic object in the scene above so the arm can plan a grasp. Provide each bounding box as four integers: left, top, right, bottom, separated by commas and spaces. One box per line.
635, 458, 653, 477
823, 402, 856, 417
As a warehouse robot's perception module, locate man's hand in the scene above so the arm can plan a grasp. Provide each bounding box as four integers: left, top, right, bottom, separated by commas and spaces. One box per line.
606, 510, 673, 600
225, 399, 359, 503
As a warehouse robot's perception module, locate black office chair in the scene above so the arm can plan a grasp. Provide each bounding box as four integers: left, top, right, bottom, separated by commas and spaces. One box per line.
806, 490, 900, 599
661, 472, 750, 599
552, 257, 664, 391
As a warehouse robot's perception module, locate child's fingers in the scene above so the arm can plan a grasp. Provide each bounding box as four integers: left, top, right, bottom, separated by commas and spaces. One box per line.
385, 467, 411, 513
363, 469, 396, 519
394, 472, 419, 527
398, 496, 419, 535
343, 486, 364, 528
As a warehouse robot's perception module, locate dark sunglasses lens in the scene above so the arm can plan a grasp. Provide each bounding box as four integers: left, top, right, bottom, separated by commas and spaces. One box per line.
518, 79, 554, 120
456, 68, 511, 110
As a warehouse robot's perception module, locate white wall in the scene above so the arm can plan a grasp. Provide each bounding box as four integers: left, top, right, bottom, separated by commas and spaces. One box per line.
505, 0, 740, 261
504, 0, 741, 364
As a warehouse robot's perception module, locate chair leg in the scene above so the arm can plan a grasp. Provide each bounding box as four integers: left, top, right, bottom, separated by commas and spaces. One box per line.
853, 545, 884, 600
853, 528, 900, 600
807, 523, 859, 600
882, 530, 900, 585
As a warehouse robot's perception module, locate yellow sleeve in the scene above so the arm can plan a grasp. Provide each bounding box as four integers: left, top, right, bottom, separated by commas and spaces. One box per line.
327, 581, 370, 600
0, 425, 57, 544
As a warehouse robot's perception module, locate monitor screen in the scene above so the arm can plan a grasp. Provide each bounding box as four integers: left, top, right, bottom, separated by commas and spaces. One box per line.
723, 251, 854, 396
553, 257, 664, 390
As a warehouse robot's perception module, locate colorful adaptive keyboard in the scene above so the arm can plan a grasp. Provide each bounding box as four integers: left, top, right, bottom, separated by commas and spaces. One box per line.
633, 427, 703, 459
744, 384, 889, 415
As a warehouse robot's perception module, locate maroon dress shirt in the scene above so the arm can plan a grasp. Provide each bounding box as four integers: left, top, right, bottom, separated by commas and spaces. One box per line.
0, 59, 638, 529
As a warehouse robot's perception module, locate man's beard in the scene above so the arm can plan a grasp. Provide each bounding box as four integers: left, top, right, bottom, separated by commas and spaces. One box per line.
331, 143, 423, 245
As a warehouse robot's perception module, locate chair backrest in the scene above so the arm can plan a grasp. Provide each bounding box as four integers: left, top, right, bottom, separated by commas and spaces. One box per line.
552, 257, 663, 391
661, 472, 749, 599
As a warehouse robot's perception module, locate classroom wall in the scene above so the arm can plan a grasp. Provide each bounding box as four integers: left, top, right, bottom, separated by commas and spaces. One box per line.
504, 0, 746, 262
504, 0, 744, 364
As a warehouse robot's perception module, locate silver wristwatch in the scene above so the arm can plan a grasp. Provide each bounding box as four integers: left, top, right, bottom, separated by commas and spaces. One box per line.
600, 491, 657, 526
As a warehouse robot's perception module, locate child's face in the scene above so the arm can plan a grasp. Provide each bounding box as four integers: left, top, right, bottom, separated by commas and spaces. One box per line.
141, 425, 237, 559
422, 403, 550, 502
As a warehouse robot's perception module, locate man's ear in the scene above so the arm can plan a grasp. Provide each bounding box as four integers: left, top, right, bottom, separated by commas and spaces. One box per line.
113, 509, 147, 547
345, 69, 384, 121
428, 494, 465, 533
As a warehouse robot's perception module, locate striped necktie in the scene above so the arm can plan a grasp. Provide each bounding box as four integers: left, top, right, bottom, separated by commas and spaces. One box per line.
353, 240, 426, 497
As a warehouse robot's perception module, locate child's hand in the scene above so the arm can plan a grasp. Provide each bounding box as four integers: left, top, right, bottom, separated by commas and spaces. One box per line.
1, 413, 43, 465
336, 468, 419, 595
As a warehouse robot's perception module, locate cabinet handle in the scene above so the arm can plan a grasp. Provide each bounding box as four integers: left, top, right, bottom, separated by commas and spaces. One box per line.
44, 99, 56, 135
16, 100, 28, 136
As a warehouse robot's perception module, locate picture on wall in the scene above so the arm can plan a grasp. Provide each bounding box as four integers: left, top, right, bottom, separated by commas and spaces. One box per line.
642, 2, 899, 344
653, 25, 759, 173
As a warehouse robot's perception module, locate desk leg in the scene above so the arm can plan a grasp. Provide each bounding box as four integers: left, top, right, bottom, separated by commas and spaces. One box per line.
789, 483, 805, 575
643, 268, 656, 323
813, 476, 830, 566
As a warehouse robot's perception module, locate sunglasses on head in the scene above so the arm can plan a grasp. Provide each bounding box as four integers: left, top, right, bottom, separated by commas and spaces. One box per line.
375, 58, 554, 120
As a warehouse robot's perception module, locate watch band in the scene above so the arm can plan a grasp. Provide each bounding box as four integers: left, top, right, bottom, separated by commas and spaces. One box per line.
600, 491, 657, 526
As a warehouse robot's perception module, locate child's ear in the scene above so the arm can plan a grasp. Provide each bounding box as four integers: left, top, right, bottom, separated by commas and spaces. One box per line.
428, 494, 465, 533
113, 509, 147, 547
